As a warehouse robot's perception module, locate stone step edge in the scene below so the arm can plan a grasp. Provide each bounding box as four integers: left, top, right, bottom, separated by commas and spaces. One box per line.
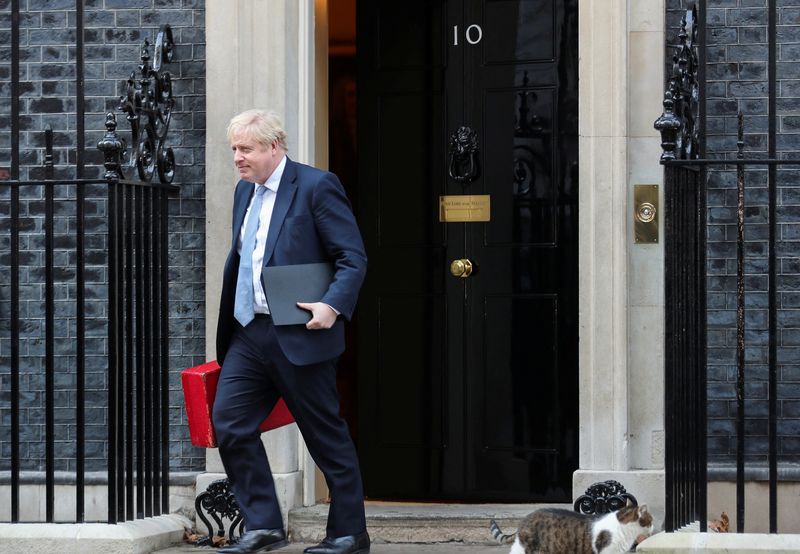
638, 531, 800, 553
0, 514, 192, 554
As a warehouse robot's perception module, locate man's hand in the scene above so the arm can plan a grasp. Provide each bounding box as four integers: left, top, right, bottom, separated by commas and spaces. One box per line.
297, 302, 338, 330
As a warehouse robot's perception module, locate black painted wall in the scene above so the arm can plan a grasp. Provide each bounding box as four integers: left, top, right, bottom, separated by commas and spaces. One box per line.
0, 0, 206, 474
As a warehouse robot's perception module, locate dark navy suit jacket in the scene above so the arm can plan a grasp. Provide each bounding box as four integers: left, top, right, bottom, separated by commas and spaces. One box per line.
216, 157, 367, 366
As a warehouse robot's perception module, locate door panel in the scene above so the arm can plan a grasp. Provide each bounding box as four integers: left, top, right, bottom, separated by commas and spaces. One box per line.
376, 295, 445, 449
481, 294, 558, 452
483, 86, 556, 246
377, 94, 445, 247
482, 0, 556, 63
376, 3, 445, 70
358, 0, 577, 501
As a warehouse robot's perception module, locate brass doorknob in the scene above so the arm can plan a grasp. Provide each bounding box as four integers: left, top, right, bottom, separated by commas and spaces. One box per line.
450, 258, 474, 278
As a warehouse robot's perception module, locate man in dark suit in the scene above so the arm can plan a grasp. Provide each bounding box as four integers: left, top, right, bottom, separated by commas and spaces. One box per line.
213, 109, 369, 554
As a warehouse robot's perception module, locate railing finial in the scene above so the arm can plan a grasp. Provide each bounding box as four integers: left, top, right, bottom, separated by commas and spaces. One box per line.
97, 112, 125, 181
654, 4, 700, 163
655, 88, 681, 162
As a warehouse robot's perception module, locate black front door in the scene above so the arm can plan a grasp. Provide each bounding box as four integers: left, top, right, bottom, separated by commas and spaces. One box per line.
357, 0, 579, 501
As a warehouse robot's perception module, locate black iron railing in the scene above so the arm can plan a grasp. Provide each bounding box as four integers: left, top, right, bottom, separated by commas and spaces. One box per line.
656, 2, 708, 533
2, 165, 173, 523
1, 12, 178, 523
657, 0, 790, 534
661, 159, 708, 533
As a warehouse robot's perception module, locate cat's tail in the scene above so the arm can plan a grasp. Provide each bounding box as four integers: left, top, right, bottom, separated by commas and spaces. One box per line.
489, 519, 516, 544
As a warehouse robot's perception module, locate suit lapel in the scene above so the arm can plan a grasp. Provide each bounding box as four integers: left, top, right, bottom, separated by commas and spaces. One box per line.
231, 181, 253, 247
262, 157, 298, 267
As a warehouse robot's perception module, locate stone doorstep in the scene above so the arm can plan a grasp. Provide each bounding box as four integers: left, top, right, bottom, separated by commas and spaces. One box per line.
288, 502, 571, 545
637, 531, 800, 553
0, 514, 192, 554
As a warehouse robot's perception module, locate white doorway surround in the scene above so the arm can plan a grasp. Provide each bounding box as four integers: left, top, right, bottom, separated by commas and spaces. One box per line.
203, 0, 669, 527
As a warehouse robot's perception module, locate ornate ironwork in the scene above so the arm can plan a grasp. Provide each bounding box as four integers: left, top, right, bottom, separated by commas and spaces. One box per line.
654, 3, 699, 162
448, 126, 480, 184
97, 113, 126, 180
573, 480, 638, 515
107, 24, 176, 183
193, 478, 245, 546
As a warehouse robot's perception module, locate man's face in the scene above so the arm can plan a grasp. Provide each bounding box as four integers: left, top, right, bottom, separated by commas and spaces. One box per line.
230, 133, 282, 184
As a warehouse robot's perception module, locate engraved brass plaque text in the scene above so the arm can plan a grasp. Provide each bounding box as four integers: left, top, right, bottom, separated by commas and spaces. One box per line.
439, 194, 491, 222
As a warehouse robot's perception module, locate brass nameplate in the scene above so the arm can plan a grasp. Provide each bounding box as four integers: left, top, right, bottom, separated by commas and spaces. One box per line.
439, 195, 491, 222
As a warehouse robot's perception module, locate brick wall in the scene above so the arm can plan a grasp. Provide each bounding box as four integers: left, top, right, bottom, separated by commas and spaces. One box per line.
666, 0, 800, 465
0, 0, 206, 473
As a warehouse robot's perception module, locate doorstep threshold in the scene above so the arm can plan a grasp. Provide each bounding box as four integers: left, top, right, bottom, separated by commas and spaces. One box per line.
289, 501, 571, 545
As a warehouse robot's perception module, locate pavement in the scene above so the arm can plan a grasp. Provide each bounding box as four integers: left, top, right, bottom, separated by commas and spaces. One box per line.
159, 500, 800, 553
158, 544, 507, 553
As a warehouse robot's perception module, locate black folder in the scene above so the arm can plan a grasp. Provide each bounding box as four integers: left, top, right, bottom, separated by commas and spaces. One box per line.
262, 262, 335, 325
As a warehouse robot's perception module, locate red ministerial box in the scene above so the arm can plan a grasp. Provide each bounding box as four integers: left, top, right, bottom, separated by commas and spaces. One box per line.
181, 360, 294, 448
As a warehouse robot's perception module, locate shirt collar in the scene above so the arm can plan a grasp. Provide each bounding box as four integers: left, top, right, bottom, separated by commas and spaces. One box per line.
261, 154, 286, 193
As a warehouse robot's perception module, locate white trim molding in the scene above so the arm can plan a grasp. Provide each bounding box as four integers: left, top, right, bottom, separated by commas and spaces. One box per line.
575, 0, 667, 523
578, 0, 630, 473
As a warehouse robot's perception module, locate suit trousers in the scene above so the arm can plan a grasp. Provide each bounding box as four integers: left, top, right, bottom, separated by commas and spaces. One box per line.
212, 315, 367, 537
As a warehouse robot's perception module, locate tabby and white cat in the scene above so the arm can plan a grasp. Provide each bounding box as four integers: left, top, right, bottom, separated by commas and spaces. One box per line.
490, 502, 653, 554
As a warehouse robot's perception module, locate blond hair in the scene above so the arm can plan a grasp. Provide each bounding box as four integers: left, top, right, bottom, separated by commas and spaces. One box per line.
226, 109, 289, 151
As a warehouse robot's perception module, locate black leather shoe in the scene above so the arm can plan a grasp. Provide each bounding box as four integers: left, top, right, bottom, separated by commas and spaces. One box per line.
303, 531, 370, 554
218, 528, 288, 553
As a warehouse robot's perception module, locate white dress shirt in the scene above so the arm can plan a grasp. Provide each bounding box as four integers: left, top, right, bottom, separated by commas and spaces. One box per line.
237, 155, 287, 314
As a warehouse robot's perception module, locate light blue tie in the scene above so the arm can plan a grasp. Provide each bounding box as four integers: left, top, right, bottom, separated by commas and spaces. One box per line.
234, 185, 268, 326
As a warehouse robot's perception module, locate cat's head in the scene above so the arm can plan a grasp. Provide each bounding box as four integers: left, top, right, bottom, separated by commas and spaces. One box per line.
616, 501, 654, 535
